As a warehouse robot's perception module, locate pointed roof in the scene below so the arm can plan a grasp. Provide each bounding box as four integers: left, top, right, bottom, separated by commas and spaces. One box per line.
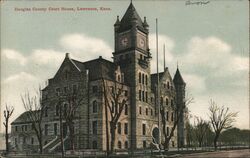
173, 68, 185, 85
118, 2, 146, 33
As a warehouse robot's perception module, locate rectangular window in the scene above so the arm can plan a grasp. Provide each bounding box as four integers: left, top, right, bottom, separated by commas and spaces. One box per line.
25, 125, 27, 131
171, 112, 174, 121
167, 127, 169, 136
118, 122, 121, 134
146, 108, 148, 115
142, 91, 145, 102
92, 121, 97, 135
54, 123, 57, 135
45, 124, 49, 136
22, 125, 24, 131
151, 109, 153, 116
139, 107, 142, 115
166, 111, 169, 121
124, 90, 128, 96
15, 126, 18, 132
31, 137, 34, 145
92, 86, 98, 93
125, 104, 128, 115
139, 90, 141, 101
145, 92, 148, 103
142, 124, 146, 135
145, 75, 148, 85
124, 123, 128, 135
139, 73, 141, 83
111, 101, 114, 113
64, 87, 68, 93
143, 141, 147, 148
73, 84, 77, 93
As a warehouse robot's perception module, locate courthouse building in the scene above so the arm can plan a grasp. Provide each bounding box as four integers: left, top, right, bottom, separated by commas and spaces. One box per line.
11, 2, 187, 153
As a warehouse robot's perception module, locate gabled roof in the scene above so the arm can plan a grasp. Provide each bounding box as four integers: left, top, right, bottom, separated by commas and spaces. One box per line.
173, 68, 185, 85
118, 2, 146, 33
11, 110, 40, 125
71, 56, 117, 81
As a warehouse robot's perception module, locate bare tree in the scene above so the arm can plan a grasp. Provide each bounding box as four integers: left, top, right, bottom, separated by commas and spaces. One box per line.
21, 91, 44, 154
3, 104, 14, 154
102, 78, 127, 154
208, 99, 238, 150
194, 117, 210, 147
161, 92, 194, 150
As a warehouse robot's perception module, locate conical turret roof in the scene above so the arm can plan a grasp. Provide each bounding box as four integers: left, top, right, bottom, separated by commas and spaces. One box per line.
118, 2, 146, 33
173, 68, 185, 85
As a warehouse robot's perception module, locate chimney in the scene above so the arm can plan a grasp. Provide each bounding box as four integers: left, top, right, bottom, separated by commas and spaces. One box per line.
66, 53, 70, 58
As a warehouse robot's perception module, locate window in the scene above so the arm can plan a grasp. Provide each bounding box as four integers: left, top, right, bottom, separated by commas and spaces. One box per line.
118, 122, 121, 134
151, 97, 153, 103
54, 123, 57, 135
151, 109, 153, 116
171, 112, 174, 121
92, 86, 98, 93
64, 104, 67, 116
15, 126, 18, 132
125, 104, 128, 115
166, 111, 169, 121
145, 92, 148, 103
166, 98, 169, 105
15, 138, 17, 145
124, 123, 128, 135
167, 82, 170, 89
160, 97, 163, 105
172, 127, 174, 136
111, 101, 115, 113
55, 88, 60, 96
73, 84, 77, 93
139, 73, 141, 83
125, 141, 128, 149
124, 90, 128, 96
146, 108, 148, 115
45, 124, 48, 136
31, 137, 34, 145
45, 106, 48, 117
139, 90, 141, 101
142, 124, 146, 135
117, 75, 121, 82
167, 127, 169, 136
64, 87, 67, 93
139, 107, 142, 115
93, 100, 97, 113
145, 75, 148, 85
142, 74, 144, 84
118, 141, 122, 149
56, 104, 59, 116
22, 125, 24, 131
23, 137, 26, 144
92, 141, 97, 149
92, 121, 97, 135
140, 54, 143, 59
143, 141, 147, 148
111, 86, 115, 94
25, 125, 27, 131
171, 99, 174, 106
142, 91, 145, 102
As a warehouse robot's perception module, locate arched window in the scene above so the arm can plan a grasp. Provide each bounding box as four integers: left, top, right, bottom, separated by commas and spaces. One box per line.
92, 140, 97, 149
166, 98, 169, 106
160, 97, 163, 105
167, 81, 170, 89
124, 104, 128, 115
118, 122, 121, 134
93, 100, 97, 113
118, 141, 122, 149
145, 75, 148, 85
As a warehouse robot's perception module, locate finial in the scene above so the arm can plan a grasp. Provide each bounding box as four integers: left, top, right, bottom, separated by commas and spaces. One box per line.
177, 61, 179, 69
131, 0, 133, 3
117, 15, 119, 20
66, 53, 70, 58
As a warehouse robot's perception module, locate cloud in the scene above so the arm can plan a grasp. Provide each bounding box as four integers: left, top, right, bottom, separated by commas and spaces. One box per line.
4, 72, 37, 84
59, 33, 113, 61
29, 49, 64, 66
2, 49, 27, 65
183, 73, 206, 93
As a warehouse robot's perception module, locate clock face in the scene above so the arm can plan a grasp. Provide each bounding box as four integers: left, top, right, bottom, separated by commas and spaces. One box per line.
138, 37, 145, 49
120, 37, 128, 47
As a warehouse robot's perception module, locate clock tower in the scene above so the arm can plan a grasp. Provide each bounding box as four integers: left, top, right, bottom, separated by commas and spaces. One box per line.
113, 2, 152, 149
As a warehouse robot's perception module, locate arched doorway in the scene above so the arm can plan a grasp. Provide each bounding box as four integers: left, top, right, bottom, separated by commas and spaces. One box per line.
152, 127, 159, 144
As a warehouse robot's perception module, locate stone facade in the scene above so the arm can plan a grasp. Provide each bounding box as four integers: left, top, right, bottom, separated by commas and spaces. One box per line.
11, 2, 187, 153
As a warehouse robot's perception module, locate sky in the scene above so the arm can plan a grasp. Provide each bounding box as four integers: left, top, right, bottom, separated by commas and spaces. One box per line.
0, 0, 249, 132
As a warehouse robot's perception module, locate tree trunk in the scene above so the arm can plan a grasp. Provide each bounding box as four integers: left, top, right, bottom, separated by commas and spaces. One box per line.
110, 125, 116, 154
214, 134, 219, 151
105, 102, 110, 156
38, 137, 43, 154
5, 119, 9, 154
69, 123, 75, 151
60, 108, 65, 157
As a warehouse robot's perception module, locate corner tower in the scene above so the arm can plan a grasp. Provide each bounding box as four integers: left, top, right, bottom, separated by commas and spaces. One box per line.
173, 67, 186, 147
113, 2, 152, 149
